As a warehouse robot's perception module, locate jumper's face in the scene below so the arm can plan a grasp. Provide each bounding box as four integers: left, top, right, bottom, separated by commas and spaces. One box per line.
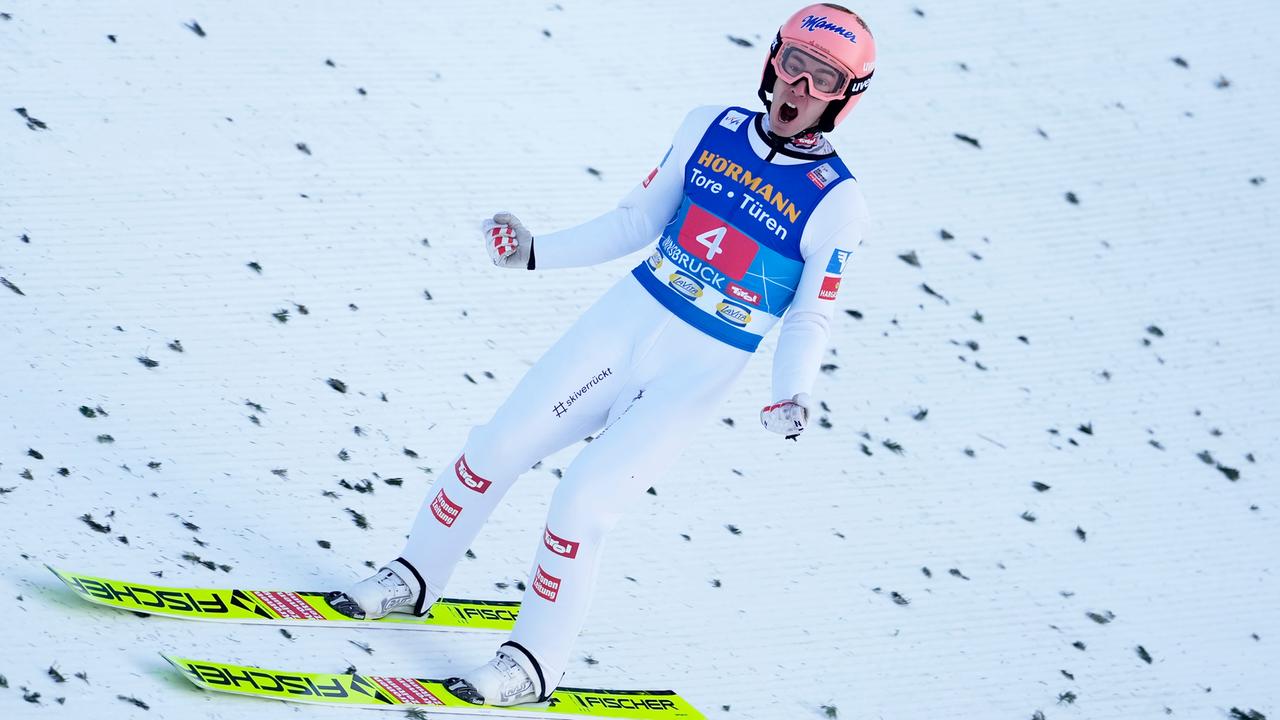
769, 74, 830, 137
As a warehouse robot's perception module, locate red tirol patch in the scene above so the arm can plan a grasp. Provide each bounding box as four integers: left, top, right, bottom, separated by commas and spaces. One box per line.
676, 204, 757, 281
430, 489, 462, 527
543, 526, 580, 559
726, 282, 761, 306
454, 455, 491, 494
533, 566, 561, 602
792, 132, 820, 149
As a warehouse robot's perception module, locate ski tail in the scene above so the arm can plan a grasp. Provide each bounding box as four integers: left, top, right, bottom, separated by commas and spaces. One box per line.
163, 654, 706, 718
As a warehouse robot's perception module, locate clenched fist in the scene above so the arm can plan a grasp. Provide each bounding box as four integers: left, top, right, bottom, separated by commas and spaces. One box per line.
482, 212, 534, 269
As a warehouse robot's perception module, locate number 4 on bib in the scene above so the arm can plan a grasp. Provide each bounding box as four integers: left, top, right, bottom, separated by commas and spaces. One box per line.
695, 226, 727, 261
676, 205, 756, 280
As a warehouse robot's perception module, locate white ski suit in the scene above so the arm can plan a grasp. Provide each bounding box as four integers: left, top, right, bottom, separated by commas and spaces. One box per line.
395, 105, 870, 699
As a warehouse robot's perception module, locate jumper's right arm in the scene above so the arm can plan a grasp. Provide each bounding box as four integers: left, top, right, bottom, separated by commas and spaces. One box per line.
517, 106, 722, 270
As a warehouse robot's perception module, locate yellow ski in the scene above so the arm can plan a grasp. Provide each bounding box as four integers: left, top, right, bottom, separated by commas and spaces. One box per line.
49, 566, 517, 632
165, 655, 705, 719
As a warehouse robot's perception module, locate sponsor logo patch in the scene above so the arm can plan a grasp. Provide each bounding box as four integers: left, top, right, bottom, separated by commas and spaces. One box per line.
819, 275, 842, 301
726, 282, 761, 306
455, 455, 491, 494
430, 489, 462, 527
800, 14, 858, 44
807, 162, 840, 189
819, 248, 850, 301
544, 526, 580, 559
533, 566, 561, 602
646, 250, 663, 271
825, 248, 851, 275
719, 109, 749, 131
668, 270, 704, 300
792, 132, 821, 150
715, 301, 753, 327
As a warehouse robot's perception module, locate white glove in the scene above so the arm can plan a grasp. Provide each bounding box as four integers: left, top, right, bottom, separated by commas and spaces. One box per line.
482, 212, 534, 269
760, 392, 812, 440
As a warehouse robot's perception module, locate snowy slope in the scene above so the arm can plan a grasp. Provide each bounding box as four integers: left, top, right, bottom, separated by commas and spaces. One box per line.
2, 1, 1277, 719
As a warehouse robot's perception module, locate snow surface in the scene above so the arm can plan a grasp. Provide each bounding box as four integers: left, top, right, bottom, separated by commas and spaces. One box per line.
2, 1, 1278, 718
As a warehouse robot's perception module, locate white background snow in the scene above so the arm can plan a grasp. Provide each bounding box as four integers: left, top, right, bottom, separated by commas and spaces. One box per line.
2, 1, 1277, 718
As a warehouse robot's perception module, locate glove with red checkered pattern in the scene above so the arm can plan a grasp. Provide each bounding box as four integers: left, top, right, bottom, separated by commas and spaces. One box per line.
760, 393, 812, 441
482, 212, 535, 269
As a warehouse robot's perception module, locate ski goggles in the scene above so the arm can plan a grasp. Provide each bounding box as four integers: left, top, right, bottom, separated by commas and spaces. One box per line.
771, 40, 868, 101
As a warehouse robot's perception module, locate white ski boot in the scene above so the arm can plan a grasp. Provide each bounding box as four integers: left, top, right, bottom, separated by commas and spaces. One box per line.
445, 645, 543, 707
325, 561, 424, 619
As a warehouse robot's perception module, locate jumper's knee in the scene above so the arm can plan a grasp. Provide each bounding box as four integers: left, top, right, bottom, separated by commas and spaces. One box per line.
460, 423, 527, 481
546, 468, 627, 541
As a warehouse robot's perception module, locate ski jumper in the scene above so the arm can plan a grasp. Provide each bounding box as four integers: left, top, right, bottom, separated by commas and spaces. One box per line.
395, 106, 871, 698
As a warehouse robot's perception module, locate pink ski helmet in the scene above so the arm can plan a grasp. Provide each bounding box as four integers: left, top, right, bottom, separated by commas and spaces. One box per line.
759, 4, 876, 132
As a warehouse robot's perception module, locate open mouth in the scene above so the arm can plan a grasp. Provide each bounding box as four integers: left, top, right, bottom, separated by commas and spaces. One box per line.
779, 101, 799, 123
